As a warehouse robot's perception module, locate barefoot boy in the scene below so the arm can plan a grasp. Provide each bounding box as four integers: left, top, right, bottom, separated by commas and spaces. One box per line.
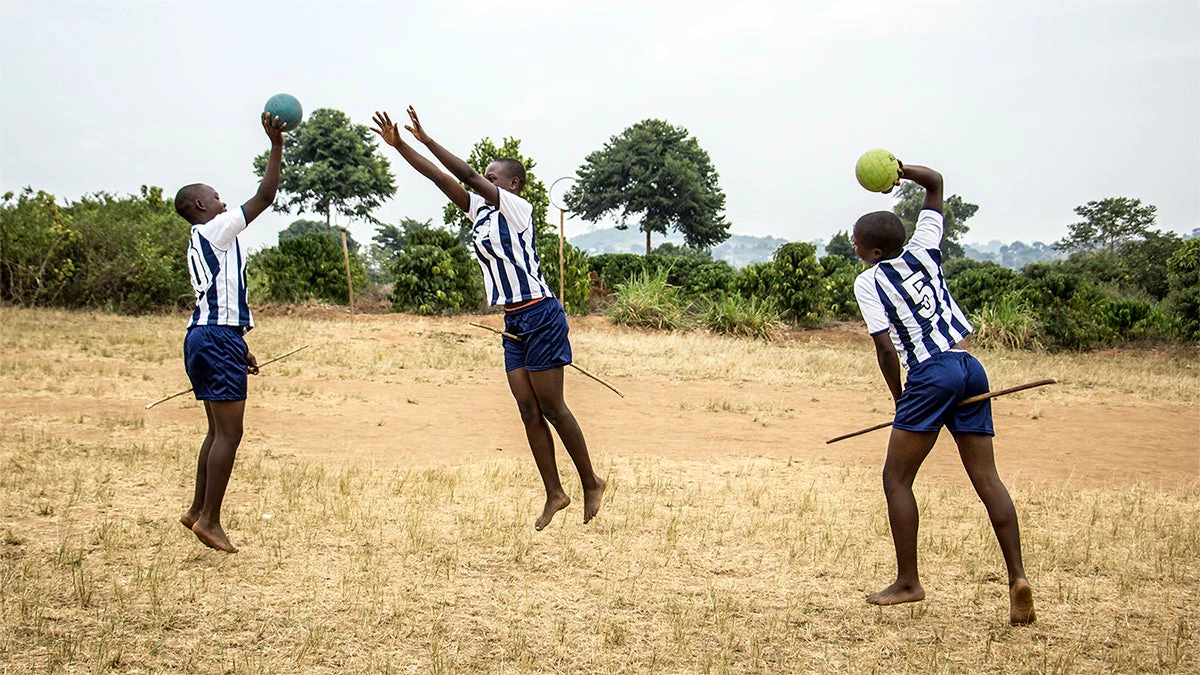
370, 107, 604, 530
851, 161, 1035, 625
173, 112, 284, 553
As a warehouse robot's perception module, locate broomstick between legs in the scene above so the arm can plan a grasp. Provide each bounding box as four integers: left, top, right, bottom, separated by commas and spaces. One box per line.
145, 345, 310, 409
467, 322, 625, 398
824, 379, 1057, 444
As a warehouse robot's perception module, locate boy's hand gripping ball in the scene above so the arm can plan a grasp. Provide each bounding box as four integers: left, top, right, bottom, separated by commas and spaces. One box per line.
264, 93, 303, 132
855, 148, 900, 193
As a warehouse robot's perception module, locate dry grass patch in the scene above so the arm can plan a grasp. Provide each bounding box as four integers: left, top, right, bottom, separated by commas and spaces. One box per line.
1, 428, 1197, 674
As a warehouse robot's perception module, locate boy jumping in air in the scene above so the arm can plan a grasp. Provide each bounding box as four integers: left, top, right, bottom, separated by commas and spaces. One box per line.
851, 161, 1035, 625
174, 112, 285, 552
371, 107, 604, 531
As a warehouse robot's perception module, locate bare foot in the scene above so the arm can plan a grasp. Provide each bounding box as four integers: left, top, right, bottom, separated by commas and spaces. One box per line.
583, 477, 606, 524
1009, 578, 1036, 625
191, 519, 238, 553
535, 493, 571, 531
180, 510, 199, 530
867, 580, 925, 606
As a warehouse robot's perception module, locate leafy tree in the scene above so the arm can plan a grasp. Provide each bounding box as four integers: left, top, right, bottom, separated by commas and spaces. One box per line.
279, 218, 360, 253
1056, 197, 1156, 254
253, 108, 395, 228
442, 137, 549, 244
1111, 229, 1183, 300
568, 118, 730, 255
891, 183, 978, 259
826, 230, 856, 261
247, 232, 366, 304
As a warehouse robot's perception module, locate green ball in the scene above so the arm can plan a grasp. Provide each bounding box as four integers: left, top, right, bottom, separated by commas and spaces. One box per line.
264, 93, 303, 132
855, 148, 899, 192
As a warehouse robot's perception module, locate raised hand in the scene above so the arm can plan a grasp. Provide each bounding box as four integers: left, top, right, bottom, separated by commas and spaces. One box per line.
405, 105, 430, 144
261, 112, 286, 145
370, 111, 402, 148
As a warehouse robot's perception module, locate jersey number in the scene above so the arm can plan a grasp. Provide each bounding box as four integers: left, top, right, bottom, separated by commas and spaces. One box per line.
901, 272, 938, 320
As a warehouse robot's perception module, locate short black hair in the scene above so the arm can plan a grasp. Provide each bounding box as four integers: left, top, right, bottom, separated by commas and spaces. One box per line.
174, 183, 207, 219
494, 158, 526, 191
854, 211, 905, 253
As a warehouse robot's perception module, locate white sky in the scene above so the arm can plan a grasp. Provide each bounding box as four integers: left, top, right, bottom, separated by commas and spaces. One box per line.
2, 0, 1197, 253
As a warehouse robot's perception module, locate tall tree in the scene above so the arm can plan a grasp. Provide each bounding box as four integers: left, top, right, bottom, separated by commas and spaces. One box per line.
891, 182, 978, 259
442, 137, 549, 245
1055, 197, 1157, 254
278, 218, 359, 253
567, 119, 730, 255
253, 108, 395, 229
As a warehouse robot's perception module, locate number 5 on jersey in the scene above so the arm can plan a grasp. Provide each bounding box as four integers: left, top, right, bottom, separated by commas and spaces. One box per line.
902, 271, 938, 320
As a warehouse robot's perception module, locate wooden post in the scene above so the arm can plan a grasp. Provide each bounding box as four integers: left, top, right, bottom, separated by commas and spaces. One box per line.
558, 208, 565, 302
340, 227, 354, 319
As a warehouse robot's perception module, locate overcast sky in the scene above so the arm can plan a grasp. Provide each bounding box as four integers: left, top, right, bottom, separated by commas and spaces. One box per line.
2, 0, 1197, 254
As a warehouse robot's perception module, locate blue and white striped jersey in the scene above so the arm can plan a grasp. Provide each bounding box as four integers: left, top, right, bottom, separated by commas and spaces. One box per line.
854, 208, 972, 370
186, 206, 253, 331
467, 190, 553, 306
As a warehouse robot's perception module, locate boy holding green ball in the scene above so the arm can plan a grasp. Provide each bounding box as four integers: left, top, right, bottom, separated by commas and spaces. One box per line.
851, 160, 1036, 625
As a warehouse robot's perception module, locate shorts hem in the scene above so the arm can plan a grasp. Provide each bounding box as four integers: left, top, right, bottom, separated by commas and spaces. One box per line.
892, 422, 941, 433
193, 395, 247, 402
948, 427, 995, 437
510, 361, 570, 373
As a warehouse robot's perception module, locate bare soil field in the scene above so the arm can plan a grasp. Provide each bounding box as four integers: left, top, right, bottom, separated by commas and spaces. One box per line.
2, 306, 1197, 673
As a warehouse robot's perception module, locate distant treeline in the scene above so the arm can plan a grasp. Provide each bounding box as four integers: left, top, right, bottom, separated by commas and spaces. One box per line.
2, 187, 1196, 348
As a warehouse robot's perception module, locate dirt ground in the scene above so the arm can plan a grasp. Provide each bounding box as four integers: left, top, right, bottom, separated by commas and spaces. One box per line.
13, 310, 1196, 492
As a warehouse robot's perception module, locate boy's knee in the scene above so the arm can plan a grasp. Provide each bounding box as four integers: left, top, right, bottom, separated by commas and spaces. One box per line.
514, 399, 541, 425
536, 398, 567, 426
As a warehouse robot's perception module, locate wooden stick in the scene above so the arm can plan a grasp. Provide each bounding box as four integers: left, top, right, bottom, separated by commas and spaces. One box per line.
467, 321, 625, 398
825, 378, 1057, 444
958, 379, 1057, 405
145, 344, 310, 409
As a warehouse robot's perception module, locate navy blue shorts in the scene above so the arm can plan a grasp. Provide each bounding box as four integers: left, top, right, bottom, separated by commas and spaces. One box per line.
503, 298, 572, 372
184, 325, 249, 401
893, 351, 994, 436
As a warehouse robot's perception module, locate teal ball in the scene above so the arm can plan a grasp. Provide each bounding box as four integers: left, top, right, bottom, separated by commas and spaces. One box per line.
264, 93, 303, 132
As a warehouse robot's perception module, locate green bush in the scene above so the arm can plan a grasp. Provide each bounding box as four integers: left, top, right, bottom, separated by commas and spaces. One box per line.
700, 294, 783, 340
1017, 264, 1113, 349
61, 188, 192, 312
766, 242, 825, 324
537, 232, 591, 314
0, 186, 192, 313
249, 232, 367, 305
1165, 239, 1200, 340
388, 229, 482, 314
0, 189, 79, 306
949, 264, 1023, 314
607, 267, 690, 330
590, 253, 646, 290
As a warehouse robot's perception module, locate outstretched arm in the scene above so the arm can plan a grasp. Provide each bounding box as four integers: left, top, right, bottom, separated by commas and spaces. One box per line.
404, 106, 499, 205
243, 113, 285, 223
898, 162, 943, 213
872, 332, 904, 405
371, 111, 470, 212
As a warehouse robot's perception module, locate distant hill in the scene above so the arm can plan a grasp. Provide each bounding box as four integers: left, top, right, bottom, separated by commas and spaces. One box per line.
569, 227, 790, 268
963, 240, 1062, 269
